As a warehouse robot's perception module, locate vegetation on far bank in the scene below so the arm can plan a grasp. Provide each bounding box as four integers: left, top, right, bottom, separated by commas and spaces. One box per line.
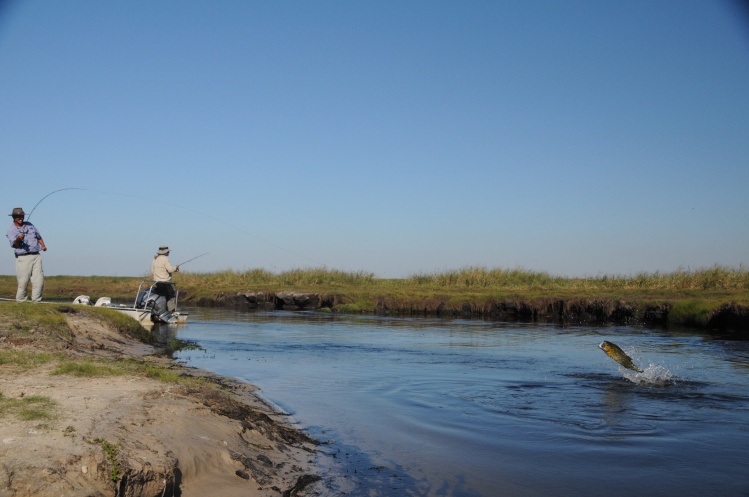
1, 265, 748, 329
2, 264, 747, 298
0, 267, 745, 424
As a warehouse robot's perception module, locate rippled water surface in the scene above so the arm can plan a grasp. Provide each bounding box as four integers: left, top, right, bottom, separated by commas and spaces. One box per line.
172, 309, 749, 496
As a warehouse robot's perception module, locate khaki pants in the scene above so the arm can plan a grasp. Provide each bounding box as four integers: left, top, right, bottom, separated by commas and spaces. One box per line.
15, 253, 44, 302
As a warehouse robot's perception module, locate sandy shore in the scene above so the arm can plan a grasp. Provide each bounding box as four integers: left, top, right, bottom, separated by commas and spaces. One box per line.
0, 308, 322, 497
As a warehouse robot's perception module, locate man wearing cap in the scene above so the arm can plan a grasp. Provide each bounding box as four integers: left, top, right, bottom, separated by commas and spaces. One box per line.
6, 207, 47, 302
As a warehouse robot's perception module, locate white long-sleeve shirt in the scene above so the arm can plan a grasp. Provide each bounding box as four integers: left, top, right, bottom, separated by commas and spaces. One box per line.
151, 255, 178, 281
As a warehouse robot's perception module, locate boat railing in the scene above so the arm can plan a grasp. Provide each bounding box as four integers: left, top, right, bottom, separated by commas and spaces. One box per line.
133, 280, 179, 310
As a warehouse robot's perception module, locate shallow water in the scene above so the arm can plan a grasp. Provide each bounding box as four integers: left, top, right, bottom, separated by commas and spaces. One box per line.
172, 309, 749, 496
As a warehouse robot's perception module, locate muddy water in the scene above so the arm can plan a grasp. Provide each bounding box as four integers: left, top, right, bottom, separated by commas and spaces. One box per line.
173, 309, 749, 497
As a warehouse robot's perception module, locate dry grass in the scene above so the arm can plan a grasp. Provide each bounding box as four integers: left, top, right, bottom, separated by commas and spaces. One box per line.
2, 265, 748, 307
404, 265, 749, 291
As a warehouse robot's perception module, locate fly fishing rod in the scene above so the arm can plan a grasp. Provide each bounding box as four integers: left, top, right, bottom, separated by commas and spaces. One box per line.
25, 187, 88, 222
177, 252, 209, 267
23, 187, 325, 266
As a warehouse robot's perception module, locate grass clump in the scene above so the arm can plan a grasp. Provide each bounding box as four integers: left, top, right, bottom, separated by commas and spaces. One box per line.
91, 438, 121, 482
0, 302, 71, 339
168, 338, 203, 352
51, 359, 125, 377
75, 306, 154, 344
0, 391, 57, 421
336, 299, 377, 313
0, 350, 59, 370
51, 357, 200, 386
0, 302, 150, 347
669, 300, 718, 327
407, 267, 558, 289
177, 267, 375, 290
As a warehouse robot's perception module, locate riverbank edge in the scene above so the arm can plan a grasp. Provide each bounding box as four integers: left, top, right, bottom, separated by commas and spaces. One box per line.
3, 274, 748, 335
0, 305, 323, 497
189, 291, 749, 337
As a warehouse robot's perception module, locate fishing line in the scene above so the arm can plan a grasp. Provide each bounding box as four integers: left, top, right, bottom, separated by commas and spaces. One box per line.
26, 187, 89, 221
24, 187, 325, 267
177, 252, 209, 267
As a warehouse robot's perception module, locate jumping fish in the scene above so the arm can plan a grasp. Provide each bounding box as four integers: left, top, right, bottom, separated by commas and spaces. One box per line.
598, 341, 643, 373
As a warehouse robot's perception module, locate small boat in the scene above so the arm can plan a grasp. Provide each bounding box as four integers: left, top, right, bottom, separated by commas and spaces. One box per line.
73, 279, 188, 326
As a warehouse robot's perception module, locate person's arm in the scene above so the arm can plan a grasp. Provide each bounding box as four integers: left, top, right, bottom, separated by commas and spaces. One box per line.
30, 225, 45, 251
7, 227, 23, 248
163, 258, 178, 275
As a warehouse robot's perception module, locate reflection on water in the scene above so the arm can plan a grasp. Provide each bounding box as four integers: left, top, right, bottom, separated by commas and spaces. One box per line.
173, 309, 749, 497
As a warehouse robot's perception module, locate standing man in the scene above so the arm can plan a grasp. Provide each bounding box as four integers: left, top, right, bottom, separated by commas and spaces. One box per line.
6, 207, 47, 302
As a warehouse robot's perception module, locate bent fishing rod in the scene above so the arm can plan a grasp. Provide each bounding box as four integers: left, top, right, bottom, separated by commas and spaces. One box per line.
23, 187, 325, 266
25, 187, 88, 222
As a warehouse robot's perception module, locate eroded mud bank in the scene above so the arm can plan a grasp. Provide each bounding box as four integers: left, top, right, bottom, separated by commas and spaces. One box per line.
190, 291, 749, 336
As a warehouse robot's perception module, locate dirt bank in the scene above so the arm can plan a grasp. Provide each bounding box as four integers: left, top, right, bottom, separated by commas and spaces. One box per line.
0, 305, 322, 497
191, 292, 749, 336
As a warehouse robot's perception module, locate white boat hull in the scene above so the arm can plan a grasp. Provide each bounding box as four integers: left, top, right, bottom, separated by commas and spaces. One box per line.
72, 280, 188, 327
114, 307, 188, 326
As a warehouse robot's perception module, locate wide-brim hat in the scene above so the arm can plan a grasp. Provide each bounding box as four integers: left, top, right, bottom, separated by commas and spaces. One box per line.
9, 207, 25, 217
157, 246, 170, 255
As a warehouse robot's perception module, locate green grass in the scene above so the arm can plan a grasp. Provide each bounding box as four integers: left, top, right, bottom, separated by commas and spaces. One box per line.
91, 438, 121, 482
0, 301, 153, 347
174, 264, 749, 294
0, 350, 59, 369
51, 357, 194, 384
175, 267, 375, 288
51, 359, 125, 377
403, 265, 749, 292
3, 265, 749, 328
79, 306, 154, 343
665, 299, 719, 328
0, 302, 206, 388
0, 302, 70, 335
3, 264, 748, 300
0, 391, 57, 421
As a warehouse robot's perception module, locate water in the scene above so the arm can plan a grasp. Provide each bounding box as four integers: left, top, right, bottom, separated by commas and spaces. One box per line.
172, 309, 749, 496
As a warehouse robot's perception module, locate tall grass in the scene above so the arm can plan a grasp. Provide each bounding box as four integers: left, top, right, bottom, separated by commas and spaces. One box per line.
177, 267, 375, 288
176, 265, 749, 292
5, 265, 748, 302
405, 265, 749, 291
407, 267, 558, 289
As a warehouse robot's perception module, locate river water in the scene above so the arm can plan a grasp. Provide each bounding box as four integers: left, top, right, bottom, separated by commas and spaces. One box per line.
171, 309, 749, 497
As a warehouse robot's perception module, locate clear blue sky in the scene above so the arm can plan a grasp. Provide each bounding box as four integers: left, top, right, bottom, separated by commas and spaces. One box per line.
1, 0, 748, 278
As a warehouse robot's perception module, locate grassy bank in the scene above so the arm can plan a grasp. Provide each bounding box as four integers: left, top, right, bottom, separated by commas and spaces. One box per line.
0, 301, 321, 495
2, 266, 748, 329
0, 303, 197, 424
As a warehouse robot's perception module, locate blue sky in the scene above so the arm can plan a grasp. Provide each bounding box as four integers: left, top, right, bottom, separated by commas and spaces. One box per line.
1, 0, 748, 278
